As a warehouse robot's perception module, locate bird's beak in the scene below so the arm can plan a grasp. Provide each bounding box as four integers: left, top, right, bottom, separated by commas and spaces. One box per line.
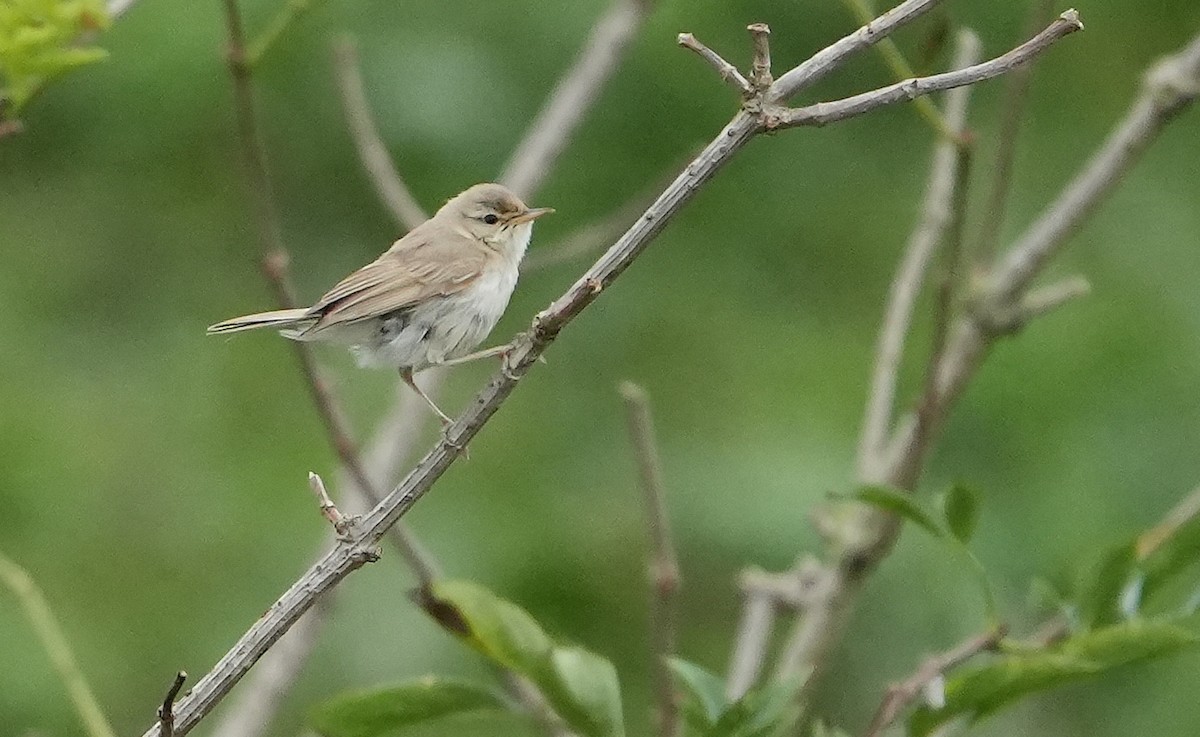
510, 207, 555, 225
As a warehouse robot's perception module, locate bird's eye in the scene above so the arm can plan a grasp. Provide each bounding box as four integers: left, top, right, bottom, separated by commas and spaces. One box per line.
482, 213, 500, 225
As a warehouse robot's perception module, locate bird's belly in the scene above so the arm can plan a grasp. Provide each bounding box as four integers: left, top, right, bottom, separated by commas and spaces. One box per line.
354, 267, 517, 371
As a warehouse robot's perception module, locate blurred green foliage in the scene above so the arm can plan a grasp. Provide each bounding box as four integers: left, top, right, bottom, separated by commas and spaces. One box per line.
2, 0, 1200, 736
0, 0, 109, 112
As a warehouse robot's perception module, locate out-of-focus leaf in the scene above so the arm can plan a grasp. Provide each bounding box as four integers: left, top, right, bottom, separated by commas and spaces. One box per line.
1080, 541, 1138, 629
666, 658, 728, 730
541, 646, 625, 737
309, 678, 509, 737
851, 485, 944, 538
1141, 512, 1200, 604
423, 581, 624, 737
810, 720, 852, 737
422, 579, 553, 676
708, 676, 805, 737
909, 619, 1198, 736
942, 483, 980, 544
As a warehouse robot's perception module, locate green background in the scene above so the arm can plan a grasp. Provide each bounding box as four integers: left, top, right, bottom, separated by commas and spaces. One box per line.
3, 0, 1200, 735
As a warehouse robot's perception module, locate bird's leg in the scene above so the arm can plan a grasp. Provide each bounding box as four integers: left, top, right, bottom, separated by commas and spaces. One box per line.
399, 367, 453, 426
438, 343, 513, 367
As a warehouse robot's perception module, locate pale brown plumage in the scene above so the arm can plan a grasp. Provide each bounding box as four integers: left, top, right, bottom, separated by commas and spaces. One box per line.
208, 183, 553, 423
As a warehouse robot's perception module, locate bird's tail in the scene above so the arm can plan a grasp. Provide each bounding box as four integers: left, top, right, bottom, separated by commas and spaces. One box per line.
206, 308, 311, 335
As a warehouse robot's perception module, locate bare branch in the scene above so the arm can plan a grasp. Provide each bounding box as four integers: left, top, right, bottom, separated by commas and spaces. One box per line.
727, 560, 824, 700
747, 23, 773, 91
332, 36, 429, 232
861, 627, 1005, 737
207, 602, 330, 737
1138, 484, 1200, 560
769, 0, 944, 102
500, 0, 652, 198
973, 0, 1055, 266
157, 672, 188, 737
858, 30, 980, 481
1017, 275, 1090, 322
619, 382, 680, 737
677, 33, 752, 96
149, 10, 1094, 732
308, 472, 348, 532
0, 551, 117, 737
771, 12, 1083, 129
985, 30, 1200, 306
522, 186, 661, 272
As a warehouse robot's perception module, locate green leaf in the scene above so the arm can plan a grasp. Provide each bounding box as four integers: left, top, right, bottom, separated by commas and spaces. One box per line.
909, 619, 1198, 736
942, 483, 980, 544
309, 678, 508, 737
540, 646, 625, 737
422, 579, 553, 676
666, 658, 728, 729
422, 581, 625, 737
708, 677, 806, 737
850, 485, 943, 538
1079, 541, 1138, 628
1141, 512, 1200, 605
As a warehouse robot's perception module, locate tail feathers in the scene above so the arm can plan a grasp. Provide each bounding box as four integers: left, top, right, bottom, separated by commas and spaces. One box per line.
207, 308, 311, 335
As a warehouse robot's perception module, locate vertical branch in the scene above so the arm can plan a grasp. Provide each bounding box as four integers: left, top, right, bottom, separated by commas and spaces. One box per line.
620, 382, 681, 737
157, 672, 188, 737
973, 0, 1054, 266
332, 36, 429, 232
857, 30, 981, 481
500, 0, 653, 198
0, 551, 118, 737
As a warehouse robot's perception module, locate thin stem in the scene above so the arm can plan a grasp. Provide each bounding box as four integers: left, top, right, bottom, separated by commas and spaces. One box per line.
620, 382, 681, 737
500, 0, 652, 199
860, 627, 1006, 737
772, 12, 1084, 129
837, 0, 959, 140
972, 0, 1055, 266
331, 36, 429, 232
245, 0, 323, 67
0, 551, 117, 737
676, 33, 752, 96
747, 23, 773, 90
157, 672, 188, 737
857, 30, 980, 481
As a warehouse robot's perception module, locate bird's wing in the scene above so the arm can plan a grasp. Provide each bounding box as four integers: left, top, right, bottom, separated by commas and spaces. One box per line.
304, 231, 487, 330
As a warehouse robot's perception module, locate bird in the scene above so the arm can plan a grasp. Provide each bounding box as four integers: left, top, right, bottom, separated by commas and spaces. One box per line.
207, 182, 553, 424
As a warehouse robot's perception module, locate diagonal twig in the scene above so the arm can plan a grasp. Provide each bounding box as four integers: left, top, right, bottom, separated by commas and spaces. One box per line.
146, 8, 1087, 734
332, 36, 429, 232
861, 627, 1006, 737
157, 672, 188, 737
500, 0, 655, 198
771, 12, 1083, 129
677, 33, 752, 96
620, 382, 681, 737
857, 30, 980, 481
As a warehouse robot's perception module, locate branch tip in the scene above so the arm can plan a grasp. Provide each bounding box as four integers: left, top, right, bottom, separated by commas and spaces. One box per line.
158, 671, 188, 737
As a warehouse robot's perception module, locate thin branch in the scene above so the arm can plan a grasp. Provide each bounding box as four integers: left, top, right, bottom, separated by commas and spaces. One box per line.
985, 30, 1200, 306
0, 551, 117, 737
860, 627, 1006, 737
207, 598, 332, 737
1138, 484, 1200, 560
523, 171, 669, 271
619, 382, 681, 737
973, 0, 1055, 266
676, 33, 752, 96
837, 0, 958, 140
331, 36, 429, 232
158, 672, 188, 737
771, 12, 1083, 129
146, 12, 1086, 733
913, 142, 973, 458
857, 30, 980, 481
747, 23, 773, 91
1017, 275, 1090, 322
245, 0, 324, 67
779, 24, 1200, 699
726, 560, 824, 700
500, 0, 653, 199
769, 0, 945, 102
